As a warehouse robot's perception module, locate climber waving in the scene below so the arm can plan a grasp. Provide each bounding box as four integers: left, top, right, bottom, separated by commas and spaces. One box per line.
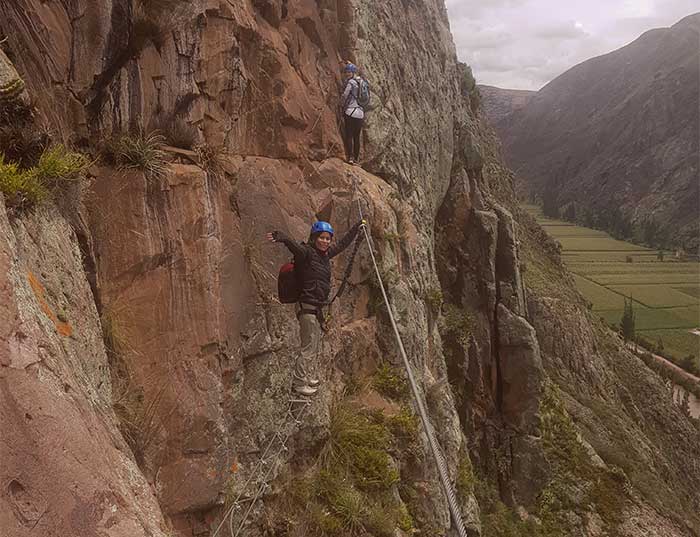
267, 219, 366, 396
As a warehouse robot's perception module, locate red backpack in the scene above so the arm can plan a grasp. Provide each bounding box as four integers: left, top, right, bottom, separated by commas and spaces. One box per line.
277, 260, 302, 303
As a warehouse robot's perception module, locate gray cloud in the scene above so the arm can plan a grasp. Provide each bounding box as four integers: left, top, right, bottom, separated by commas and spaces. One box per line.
445, 0, 698, 90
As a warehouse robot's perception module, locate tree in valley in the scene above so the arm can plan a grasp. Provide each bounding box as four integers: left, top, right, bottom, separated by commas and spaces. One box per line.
562, 202, 576, 222
681, 355, 698, 375
541, 188, 559, 218
620, 296, 636, 343
656, 337, 664, 353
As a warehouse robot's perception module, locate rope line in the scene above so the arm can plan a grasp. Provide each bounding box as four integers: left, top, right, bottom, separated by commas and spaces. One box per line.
351, 174, 468, 537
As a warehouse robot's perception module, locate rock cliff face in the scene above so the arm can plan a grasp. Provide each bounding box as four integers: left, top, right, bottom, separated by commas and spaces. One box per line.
1, 2, 699, 537
492, 13, 700, 252
477, 85, 534, 125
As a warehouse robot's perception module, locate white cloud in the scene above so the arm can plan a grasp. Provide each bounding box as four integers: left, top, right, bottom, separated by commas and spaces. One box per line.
533, 21, 588, 40
445, 0, 699, 90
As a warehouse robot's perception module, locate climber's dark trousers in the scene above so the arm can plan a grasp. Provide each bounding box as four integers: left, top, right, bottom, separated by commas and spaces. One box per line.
343, 115, 363, 162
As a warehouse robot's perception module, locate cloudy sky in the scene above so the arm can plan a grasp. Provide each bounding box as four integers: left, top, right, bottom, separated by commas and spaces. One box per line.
445, 0, 698, 90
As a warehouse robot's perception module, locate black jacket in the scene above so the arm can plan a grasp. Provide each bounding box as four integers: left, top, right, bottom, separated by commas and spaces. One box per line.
275, 222, 361, 307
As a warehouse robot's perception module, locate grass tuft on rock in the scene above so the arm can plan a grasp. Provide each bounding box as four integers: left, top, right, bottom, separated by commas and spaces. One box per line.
276, 403, 417, 537
0, 145, 89, 212
372, 362, 410, 401
113, 131, 167, 179
0, 155, 47, 209
326, 405, 399, 490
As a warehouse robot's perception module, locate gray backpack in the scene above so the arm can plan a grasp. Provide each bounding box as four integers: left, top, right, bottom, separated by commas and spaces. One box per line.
345, 77, 371, 110
357, 77, 371, 109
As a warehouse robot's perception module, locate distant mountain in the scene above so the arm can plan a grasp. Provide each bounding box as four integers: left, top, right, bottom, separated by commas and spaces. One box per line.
478, 85, 535, 124
495, 13, 700, 252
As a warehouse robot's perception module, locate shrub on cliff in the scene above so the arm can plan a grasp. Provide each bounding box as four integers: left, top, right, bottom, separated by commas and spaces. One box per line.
111, 131, 167, 179
0, 155, 47, 209
273, 403, 417, 536
0, 145, 89, 211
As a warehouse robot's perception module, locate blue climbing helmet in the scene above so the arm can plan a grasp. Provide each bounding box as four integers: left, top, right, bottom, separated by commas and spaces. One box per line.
344, 62, 358, 74
311, 221, 334, 236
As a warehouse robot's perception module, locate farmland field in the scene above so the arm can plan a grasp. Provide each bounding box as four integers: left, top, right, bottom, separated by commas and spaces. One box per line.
556, 236, 649, 252
525, 205, 700, 363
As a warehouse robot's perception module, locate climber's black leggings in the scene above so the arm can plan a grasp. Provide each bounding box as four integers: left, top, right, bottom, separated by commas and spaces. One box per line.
343, 115, 363, 161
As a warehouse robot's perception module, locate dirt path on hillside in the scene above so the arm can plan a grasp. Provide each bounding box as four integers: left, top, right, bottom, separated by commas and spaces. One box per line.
625, 343, 700, 418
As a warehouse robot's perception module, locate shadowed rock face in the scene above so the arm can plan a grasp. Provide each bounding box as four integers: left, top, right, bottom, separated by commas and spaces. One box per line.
478, 85, 535, 125
1, 2, 699, 537
493, 13, 700, 253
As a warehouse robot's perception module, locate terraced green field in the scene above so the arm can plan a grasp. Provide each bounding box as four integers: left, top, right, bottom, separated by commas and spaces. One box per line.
525, 204, 700, 361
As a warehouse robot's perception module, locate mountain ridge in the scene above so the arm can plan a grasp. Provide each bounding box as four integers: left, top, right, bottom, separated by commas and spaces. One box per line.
489, 13, 699, 252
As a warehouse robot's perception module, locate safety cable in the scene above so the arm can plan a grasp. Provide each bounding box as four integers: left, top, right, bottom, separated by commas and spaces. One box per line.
351, 175, 468, 537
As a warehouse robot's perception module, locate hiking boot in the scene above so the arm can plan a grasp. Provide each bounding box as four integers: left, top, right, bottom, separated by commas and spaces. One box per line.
294, 370, 320, 387
294, 384, 319, 396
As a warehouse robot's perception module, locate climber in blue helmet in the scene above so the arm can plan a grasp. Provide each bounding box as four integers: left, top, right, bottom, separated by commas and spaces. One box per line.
267, 218, 366, 395
340, 61, 365, 165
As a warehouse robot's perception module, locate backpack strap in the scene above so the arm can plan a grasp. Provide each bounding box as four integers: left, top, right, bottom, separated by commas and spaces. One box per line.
343, 77, 360, 111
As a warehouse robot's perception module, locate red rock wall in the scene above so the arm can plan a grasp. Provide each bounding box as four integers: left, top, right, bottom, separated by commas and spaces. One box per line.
0, 206, 168, 537
0, 0, 348, 159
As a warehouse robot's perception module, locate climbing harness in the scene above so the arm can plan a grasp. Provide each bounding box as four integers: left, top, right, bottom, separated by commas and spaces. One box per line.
211, 398, 312, 537
350, 173, 469, 537
297, 302, 327, 331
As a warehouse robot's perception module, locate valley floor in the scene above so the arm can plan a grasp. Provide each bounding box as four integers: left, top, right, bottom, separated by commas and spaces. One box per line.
524, 205, 700, 370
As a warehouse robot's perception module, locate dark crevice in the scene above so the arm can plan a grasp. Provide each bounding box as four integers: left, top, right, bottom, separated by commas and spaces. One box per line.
72, 214, 103, 315
84, 0, 132, 126
493, 275, 503, 413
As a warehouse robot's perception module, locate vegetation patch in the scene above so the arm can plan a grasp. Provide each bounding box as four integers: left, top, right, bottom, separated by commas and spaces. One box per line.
531, 206, 699, 364
674, 285, 700, 299
275, 403, 418, 536
608, 284, 698, 307
0, 155, 48, 209
102, 306, 169, 466
105, 131, 167, 179
538, 382, 629, 533
0, 145, 89, 212
372, 363, 410, 401
441, 303, 474, 349
455, 449, 475, 502
571, 274, 625, 310
424, 286, 443, 313
472, 471, 550, 537
195, 143, 225, 177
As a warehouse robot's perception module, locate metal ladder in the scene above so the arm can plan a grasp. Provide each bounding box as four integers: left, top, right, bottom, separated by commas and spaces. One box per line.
211, 398, 312, 537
